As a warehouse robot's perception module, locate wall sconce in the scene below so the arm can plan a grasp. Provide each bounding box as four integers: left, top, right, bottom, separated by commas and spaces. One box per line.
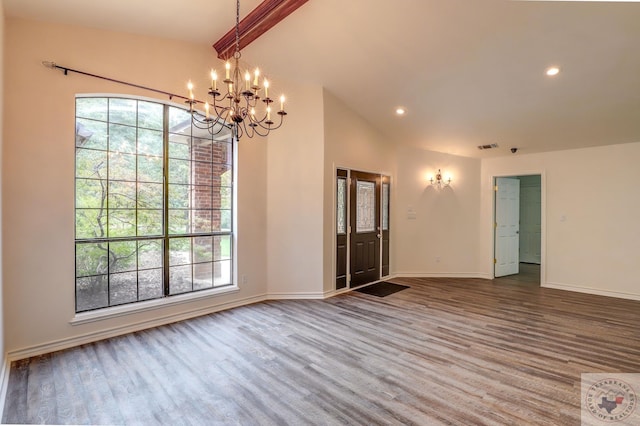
429, 169, 451, 188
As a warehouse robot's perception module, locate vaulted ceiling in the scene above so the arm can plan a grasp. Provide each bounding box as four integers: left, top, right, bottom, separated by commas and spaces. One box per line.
5, 0, 640, 157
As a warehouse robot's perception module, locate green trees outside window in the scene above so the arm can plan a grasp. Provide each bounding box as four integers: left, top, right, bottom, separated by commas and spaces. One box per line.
75, 97, 233, 312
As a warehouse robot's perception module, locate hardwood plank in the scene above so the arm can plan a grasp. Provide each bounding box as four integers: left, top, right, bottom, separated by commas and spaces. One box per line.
3, 274, 640, 424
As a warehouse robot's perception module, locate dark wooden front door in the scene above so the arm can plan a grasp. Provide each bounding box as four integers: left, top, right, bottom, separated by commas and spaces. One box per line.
350, 171, 381, 287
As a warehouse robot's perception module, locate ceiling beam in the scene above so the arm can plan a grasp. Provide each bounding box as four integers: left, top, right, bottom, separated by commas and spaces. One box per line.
213, 0, 308, 60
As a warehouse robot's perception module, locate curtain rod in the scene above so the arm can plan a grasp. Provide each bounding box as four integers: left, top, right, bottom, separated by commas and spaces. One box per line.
42, 60, 194, 103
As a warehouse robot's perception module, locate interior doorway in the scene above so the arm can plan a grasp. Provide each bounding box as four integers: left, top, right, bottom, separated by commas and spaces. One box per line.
494, 174, 542, 281
336, 169, 391, 290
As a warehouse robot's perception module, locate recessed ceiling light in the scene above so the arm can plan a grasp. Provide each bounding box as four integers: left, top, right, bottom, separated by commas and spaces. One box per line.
546, 67, 560, 77
395, 107, 406, 116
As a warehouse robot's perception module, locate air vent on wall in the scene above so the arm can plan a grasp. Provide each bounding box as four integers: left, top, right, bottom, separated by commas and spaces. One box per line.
477, 143, 499, 150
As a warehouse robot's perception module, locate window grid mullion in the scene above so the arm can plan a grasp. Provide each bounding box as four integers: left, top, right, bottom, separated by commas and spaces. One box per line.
106, 100, 111, 308
75, 97, 233, 313
163, 104, 171, 298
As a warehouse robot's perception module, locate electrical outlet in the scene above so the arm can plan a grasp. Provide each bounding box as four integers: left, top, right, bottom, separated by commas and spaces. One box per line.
242, 275, 248, 285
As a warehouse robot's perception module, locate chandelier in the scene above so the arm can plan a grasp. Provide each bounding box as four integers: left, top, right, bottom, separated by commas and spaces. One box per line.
186, 0, 287, 139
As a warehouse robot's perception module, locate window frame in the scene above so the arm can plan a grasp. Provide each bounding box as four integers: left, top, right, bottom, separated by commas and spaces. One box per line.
74, 94, 237, 315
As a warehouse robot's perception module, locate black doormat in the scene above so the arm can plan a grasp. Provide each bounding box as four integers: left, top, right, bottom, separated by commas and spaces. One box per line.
355, 282, 409, 297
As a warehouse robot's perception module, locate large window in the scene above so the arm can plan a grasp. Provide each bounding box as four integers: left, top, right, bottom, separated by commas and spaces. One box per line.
75, 96, 234, 313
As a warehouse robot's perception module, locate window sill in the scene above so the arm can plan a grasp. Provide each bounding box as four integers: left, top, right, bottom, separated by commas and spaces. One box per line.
70, 285, 240, 326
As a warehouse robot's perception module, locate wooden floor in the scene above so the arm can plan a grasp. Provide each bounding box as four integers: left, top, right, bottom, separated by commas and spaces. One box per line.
495, 262, 540, 284
4, 268, 640, 425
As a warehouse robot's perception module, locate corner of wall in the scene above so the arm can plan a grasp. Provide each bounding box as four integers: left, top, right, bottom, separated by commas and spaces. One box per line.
266, 82, 326, 296
0, 0, 6, 417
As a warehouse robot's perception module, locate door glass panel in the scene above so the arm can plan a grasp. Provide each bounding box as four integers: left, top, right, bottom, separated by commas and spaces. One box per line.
356, 180, 376, 233
382, 183, 389, 231
337, 177, 346, 234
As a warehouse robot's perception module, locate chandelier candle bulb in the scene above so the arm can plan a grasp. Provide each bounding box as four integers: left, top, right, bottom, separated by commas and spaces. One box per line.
245, 71, 251, 90
205, 102, 210, 119
253, 69, 260, 86
267, 106, 271, 121
211, 69, 217, 91
280, 95, 285, 111
187, 80, 194, 100
225, 62, 231, 80
264, 79, 269, 98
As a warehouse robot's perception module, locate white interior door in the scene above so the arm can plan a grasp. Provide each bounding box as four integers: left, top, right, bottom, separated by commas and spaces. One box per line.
495, 177, 520, 277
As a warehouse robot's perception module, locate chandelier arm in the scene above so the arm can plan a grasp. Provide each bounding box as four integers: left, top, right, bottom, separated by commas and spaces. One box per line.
234, 123, 245, 139
252, 126, 271, 137
242, 97, 259, 109
210, 104, 232, 117
239, 122, 254, 139
207, 123, 228, 137
247, 110, 267, 123
190, 113, 213, 127
245, 121, 265, 137
251, 120, 271, 131
190, 113, 232, 135
265, 118, 285, 131
251, 113, 284, 132
191, 120, 214, 131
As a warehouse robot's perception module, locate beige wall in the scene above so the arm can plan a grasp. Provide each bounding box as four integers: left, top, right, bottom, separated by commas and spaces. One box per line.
394, 146, 483, 277
0, 0, 6, 373
322, 90, 396, 292
481, 142, 640, 300
266, 82, 325, 297
3, 18, 268, 356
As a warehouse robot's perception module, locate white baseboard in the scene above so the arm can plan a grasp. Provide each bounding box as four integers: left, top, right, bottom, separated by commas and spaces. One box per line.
543, 282, 640, 301
393, 272, 492, 280
322, 287, 351, 298
266, 292, 326, 300
0, 356, 9, 421
7, 294, 267, 362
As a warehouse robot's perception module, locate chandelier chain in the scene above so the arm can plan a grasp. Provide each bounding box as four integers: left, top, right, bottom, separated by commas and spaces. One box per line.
235, 0, 241, 57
